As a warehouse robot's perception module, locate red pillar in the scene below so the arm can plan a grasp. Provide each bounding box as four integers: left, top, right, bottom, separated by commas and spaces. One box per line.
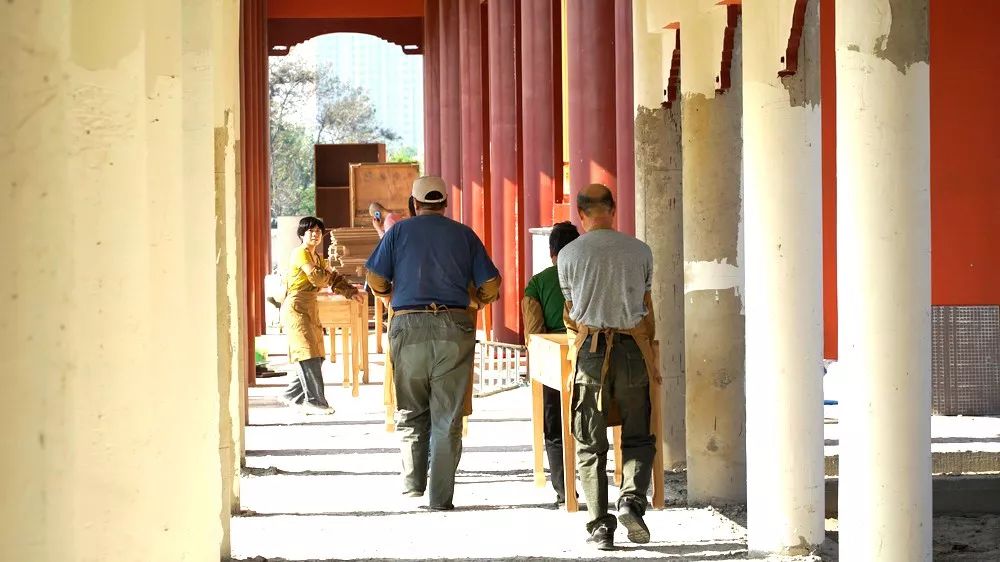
520, 0, 561, 278
460, 0, 486, 239
488, 0, 522, 344
615, 0, 635, 235
567, 0, 617, 225
423, 0, 441, 176
241, 0, 269, 391
438, 0, 463, 220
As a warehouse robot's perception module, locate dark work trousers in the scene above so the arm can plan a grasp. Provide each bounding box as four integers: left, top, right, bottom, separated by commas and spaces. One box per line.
572, 333, 655, 533
389, 310, 476, 509
283, 356, 329, 407
542, 385, 567, 502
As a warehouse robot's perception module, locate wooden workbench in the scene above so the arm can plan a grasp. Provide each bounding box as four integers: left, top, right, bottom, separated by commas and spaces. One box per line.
527, 333, 665, 512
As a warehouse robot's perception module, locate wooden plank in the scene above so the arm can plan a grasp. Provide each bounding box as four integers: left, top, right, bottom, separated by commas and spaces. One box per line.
650, 344, 665, 509
532, 379, 547, 487
560, 371, 578, 513
359, 301, 369, 383
613, 426, 624, 487
374, 298, 384, 354
341, 327, 351, 388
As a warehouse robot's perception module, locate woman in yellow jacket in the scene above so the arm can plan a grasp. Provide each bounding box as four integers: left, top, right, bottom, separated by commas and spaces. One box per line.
281, 216, 364, 414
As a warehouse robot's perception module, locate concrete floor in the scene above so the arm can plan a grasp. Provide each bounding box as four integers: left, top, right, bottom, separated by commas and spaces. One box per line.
230, 345, 999, 561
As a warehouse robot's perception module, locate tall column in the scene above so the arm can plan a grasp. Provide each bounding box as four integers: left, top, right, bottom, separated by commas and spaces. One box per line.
423, 0, 442, 176
488, 0, 522, 343
681, 3, 747, 504
743, 0, 824, 554
240, 0, 268, 388
837, 1, 931, 559
439, 0, 463, 220
1, 0, 237, 559
633, 1, 686, 470
520, 0, 561, 279
615, 0, 636, 236
460, 0, 487, 240
214, 0, 246, 550
566, 0, 617, 225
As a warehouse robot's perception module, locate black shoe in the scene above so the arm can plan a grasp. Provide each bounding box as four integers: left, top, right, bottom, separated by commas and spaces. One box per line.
617, 498, 650, 544
586, 524, 614, 551
402, 490, 424, 498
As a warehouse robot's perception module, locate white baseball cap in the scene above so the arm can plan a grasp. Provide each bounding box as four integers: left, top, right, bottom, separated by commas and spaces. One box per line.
411, 176, 448, 203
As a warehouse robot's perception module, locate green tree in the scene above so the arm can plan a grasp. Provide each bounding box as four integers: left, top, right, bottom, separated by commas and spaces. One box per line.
315, 74, 400, 145
268, 54, 399, 217
388, 145, 418, 164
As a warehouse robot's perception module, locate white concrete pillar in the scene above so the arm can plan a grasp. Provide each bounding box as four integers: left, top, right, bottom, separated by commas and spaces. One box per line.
836, 1, 932, 560
743, 0, 825, 554
0, 1, 240, 559
210, 0, 247, 553
679, 2, 746, 504
633, 0, 686, 470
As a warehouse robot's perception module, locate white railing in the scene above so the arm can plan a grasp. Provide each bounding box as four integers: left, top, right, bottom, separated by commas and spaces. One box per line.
474, 341, 528, 397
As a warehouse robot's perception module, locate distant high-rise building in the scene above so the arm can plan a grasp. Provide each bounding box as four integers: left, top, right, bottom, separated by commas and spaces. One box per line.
313, 33, 424, 161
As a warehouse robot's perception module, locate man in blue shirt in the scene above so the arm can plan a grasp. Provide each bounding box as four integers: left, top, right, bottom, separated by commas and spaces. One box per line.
366, 176, 501, 511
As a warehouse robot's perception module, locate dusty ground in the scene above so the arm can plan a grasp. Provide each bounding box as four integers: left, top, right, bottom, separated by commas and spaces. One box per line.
230, 353, 998, 561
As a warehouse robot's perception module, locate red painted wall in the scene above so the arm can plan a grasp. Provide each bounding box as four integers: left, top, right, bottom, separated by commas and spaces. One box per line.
821, 0, 837, 359
929, 1, 1000, 306
268, 0, 423, 19
822, 0, 1000, 359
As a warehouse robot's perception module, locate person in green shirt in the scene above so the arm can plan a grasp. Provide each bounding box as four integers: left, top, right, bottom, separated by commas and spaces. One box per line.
521, 221, 580, 507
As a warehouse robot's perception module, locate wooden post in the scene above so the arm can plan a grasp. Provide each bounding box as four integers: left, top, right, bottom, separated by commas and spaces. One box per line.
532, 378, 547, 487
612, 426, 624, 487
374, 297, 384, 354
559, 370, 578, 513
341, 326, 351, 388
650, 374, 665, 508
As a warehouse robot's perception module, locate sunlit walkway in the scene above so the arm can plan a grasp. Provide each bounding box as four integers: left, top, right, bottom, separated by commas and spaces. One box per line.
229, 348, 1000, 562
230, 354, 784, 561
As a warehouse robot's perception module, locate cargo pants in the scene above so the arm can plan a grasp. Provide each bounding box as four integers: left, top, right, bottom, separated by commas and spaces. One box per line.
389, 310, 477, 509
573, 332, 656, 533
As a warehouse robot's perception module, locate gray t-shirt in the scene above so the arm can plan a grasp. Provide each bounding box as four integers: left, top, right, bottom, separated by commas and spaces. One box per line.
557, 229, 653, 329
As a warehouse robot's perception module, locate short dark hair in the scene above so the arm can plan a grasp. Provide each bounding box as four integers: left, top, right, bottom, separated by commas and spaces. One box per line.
415, 191, 446, 212
577, 186, 616, 216
549, 221, 580, 257
407, 196, 416, 217
297, 216, 325, 238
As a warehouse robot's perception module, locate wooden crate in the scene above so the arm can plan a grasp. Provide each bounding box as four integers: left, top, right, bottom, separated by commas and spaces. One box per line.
349, 162, 420, 227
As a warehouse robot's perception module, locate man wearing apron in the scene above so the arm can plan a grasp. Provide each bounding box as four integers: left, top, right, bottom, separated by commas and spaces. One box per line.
557, 184, 659, 550
366, 176, 501, 511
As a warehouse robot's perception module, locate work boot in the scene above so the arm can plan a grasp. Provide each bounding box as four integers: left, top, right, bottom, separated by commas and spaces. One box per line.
617, 497, 650, 544
585, 524, 614, 551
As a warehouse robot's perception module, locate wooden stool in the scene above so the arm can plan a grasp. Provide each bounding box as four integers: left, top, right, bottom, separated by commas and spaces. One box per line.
317, 296, 367, 397
527, 333, 665, 513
